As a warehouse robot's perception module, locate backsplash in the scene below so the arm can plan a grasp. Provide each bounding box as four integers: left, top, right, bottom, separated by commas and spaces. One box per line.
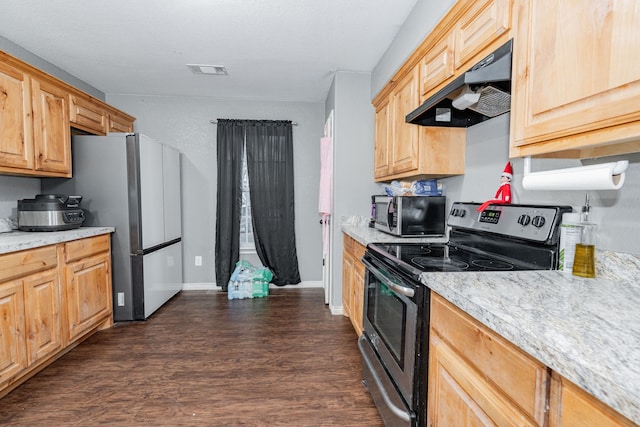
0, 176, 40, 219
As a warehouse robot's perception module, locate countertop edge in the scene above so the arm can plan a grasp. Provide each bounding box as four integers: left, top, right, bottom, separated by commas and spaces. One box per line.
0, 227, 115, 254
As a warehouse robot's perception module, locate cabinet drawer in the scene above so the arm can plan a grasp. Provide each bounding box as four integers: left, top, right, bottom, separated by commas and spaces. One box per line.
65, 235, 110, 263
0, 246, 58, 283
431, 294, 548, 420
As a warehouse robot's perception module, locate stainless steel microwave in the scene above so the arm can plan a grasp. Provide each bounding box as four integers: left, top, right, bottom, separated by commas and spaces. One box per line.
373, 195, 446, 237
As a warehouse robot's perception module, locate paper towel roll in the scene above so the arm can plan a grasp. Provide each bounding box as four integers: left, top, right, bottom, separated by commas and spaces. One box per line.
522, 161, 627, 190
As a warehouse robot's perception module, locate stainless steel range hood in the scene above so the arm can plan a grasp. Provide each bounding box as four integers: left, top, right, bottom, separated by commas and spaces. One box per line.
406, 39, 513, 127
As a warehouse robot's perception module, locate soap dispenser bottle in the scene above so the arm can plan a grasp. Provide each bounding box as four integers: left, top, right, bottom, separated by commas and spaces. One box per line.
572, 194, 597, 278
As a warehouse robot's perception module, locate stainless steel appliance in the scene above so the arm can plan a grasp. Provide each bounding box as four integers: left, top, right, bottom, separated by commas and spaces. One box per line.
42, 133, 183, 321
17, 194, 85, 231
359, 202, 571, 426
406, 39, 512, 128
373, 195, 446, 237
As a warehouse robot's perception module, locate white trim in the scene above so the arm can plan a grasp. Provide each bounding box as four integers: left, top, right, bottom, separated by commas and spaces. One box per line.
181, 281, 323, 291
329, 305, 344, 316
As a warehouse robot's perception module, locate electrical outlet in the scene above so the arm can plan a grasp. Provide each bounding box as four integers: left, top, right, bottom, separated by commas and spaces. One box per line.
117, 292, 125, 306
195, 256, 202, 266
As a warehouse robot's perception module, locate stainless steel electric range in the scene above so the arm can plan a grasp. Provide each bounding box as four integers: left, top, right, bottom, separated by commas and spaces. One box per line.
358, 201, 572, 427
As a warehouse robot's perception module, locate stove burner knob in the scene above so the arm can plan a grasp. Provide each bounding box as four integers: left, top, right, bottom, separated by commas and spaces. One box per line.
532, 215, 546, 228
517, 214, 531, 226
451, 208, 459, 216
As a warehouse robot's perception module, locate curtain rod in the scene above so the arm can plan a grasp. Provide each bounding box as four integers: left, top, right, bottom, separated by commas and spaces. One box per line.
210, 120, 298, 125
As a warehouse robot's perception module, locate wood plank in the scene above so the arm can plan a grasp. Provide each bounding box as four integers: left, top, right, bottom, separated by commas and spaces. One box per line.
0, 288, 383, 426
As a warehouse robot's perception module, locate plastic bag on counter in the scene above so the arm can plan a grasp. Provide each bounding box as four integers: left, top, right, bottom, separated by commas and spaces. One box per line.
383, 180, 411, 196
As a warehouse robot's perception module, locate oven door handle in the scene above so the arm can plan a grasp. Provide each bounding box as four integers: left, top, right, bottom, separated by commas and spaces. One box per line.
362, 257, 415, 298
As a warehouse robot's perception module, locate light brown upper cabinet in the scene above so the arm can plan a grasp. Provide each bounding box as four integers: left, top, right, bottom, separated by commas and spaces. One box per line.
374, 66, 466, 182
69, 94, 108, 135
31, 77, 71, 175
0, 62, 35, 172
0, 50, 135, 177
510, 0, 640, 158
0, 61, 71, 177
419, 0, 513, 100
454, 0, 512, 70
374, 97, 391, 179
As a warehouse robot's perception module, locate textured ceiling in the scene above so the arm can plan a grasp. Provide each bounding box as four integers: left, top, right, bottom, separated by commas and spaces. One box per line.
0, 0, 418, 102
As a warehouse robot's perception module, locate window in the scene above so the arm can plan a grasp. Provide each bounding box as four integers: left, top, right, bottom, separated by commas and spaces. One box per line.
239, 146, 255, 252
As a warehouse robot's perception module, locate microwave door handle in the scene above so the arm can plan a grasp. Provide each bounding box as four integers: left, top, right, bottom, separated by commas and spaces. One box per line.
362, 258, 415, 298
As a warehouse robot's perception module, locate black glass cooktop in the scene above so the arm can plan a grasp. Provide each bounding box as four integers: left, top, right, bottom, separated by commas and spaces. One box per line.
368, 241, 555, 277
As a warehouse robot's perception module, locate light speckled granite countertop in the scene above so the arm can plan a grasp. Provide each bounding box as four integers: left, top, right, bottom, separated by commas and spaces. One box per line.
0, 227, 114, 254
340, 216, 449, 246
342, 219, 640, 424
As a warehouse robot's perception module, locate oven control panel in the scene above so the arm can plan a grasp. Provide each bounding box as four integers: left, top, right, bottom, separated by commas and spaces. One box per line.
448, 202, 572, 243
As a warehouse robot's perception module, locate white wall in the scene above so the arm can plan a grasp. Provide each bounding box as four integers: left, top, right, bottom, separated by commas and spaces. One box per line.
325, 71, 380, 310
107, 94, 325, 286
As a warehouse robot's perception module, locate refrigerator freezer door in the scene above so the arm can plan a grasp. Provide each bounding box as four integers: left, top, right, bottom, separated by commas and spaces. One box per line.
133, 241, 183, 319
163, 144, 182, 241
137, 134, 166, 250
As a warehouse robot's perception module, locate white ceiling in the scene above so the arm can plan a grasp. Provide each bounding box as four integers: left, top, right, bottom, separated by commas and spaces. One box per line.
0, 0, 418, 102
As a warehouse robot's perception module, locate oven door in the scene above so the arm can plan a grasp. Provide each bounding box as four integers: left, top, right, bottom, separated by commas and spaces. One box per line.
362, 254, 419, 406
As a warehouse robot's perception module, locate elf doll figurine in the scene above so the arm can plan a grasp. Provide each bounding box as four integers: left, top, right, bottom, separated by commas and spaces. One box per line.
477, 162, 513, 212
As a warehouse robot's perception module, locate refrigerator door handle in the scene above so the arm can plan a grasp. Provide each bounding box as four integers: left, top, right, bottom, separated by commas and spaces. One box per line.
135, 237, 182, 255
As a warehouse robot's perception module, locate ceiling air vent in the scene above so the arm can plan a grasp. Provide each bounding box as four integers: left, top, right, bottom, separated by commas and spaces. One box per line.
187, 64, 228, 75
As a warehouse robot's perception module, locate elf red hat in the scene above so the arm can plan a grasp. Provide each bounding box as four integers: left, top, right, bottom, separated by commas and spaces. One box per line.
501, 161, 513, 179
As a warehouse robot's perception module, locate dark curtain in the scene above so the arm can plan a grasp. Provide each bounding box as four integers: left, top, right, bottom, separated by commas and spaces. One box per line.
215, 119, 245, 291
245, 120, 301, 285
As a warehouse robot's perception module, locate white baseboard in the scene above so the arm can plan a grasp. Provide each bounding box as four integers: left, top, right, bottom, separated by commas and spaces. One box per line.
329, 305, 344, 316
181, 281, 323, 291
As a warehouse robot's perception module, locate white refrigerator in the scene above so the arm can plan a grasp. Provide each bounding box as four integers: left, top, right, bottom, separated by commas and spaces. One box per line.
42, 133, 183, 321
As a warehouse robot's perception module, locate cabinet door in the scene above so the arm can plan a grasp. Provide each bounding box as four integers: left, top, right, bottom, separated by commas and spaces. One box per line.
108, 110, 135, 133
454, 0, 512, 69
69, 94, 107, 135
352, 262, 364, 336
0, 62, 33, 171
23, 269, 63, 363
374, 100, 391, 179
548, 372, 637, 427
511, 0, 640, 155
429, 334, 539, 427
0, 280, 27, 386
341, 247, 354, 320
391, 66, 420, 174
65, 252, 112, 342
420, 32, 455, 97
31, 78, 71, 175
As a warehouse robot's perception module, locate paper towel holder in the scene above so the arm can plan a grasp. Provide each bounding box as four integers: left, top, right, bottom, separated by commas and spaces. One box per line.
522, 156, 629, 191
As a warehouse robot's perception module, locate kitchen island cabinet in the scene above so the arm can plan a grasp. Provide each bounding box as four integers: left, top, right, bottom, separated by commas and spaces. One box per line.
0, 229, 114, 399
510, 0, 640, 159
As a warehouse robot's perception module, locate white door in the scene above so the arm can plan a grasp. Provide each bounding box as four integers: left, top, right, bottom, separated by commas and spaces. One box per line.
321, 111, 334, 305
138, 135, 165, 249
162, 144, 182, 241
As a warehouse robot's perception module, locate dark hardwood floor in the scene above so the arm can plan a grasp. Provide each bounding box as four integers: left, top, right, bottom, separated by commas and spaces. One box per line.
0, 288, 383, 426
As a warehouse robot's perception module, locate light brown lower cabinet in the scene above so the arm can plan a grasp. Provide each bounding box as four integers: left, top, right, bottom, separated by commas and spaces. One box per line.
428, 293, 548, 426
548, 372, 637, 427
0, 234, 113, 399
342, 234, 366, 336
428, 293, 639, 426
